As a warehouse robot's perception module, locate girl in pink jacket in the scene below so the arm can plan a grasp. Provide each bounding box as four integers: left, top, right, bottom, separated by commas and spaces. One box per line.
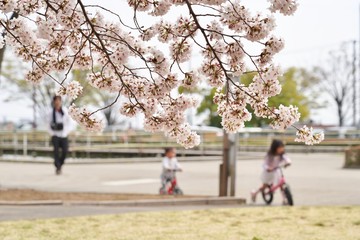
251, 139, 291, 203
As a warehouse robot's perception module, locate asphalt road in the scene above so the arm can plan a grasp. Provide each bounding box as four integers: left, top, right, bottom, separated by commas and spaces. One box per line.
0, 152, 359, 221
0, 152, 358, 205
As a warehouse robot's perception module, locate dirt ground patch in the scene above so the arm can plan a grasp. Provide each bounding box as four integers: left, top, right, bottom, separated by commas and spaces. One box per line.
0, 188, 196, 201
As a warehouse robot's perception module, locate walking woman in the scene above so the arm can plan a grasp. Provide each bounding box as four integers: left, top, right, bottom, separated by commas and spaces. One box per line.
48, 96, 73, 175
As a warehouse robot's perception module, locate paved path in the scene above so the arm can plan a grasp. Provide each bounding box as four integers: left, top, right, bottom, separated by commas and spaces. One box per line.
0, 152, 359, 208
0, 205, 244, 221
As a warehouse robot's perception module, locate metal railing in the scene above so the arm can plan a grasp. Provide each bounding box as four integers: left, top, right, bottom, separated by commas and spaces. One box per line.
0, 129, 359, 158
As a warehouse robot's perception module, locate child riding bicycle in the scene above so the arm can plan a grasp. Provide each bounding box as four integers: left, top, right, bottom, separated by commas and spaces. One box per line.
159, 147, 183, 194
251, 139, 291, 204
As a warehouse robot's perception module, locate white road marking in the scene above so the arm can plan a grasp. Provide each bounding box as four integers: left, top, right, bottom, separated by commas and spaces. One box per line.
102, 178, 159, 186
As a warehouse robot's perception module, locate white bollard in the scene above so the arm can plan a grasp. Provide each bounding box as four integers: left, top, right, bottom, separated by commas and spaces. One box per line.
23, 134, 28, 156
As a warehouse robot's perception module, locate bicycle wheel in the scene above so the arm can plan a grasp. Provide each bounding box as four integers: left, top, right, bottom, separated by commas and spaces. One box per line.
173, 187, 184, 195
159, 187, 166, 195
283, 184, 294, 206
261, 185, 273, 205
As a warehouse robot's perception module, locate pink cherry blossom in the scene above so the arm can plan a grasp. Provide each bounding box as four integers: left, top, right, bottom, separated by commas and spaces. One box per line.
171, 40, 191, 63
69, 104, 104, 132
0, 0, 16, 13
295, 125, 325, 145
270, 104, 300, 130
0, 35, 5, 49
57, 81, 83, 100
248, 65, 282, 98
181, 71, 200, 89
268, 0, 298, 16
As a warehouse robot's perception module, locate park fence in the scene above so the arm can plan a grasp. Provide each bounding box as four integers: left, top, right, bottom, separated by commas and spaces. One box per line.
0, 129, 358, 159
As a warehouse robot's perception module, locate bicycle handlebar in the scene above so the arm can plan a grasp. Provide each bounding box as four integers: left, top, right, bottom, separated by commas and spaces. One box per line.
165, 169, 182, 172
268, 164, 290, 172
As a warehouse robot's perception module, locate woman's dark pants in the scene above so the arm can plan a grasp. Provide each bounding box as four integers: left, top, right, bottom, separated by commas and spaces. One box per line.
51, 136, 68, 170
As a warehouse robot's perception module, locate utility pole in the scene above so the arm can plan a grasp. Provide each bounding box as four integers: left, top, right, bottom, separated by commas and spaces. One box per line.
352, 40, 357, 127
219, 131, 238, 196
219, 130, 229, 196
32, 86, 37, 129
219, 75, 238, 197
358, 3, 360, 127
228, 133, 238, 196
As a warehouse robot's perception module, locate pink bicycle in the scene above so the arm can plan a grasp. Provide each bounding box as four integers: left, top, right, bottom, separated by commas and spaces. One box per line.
261, 166, 294, 206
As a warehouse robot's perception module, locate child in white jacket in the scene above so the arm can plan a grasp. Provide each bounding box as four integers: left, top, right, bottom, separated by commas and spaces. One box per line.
161, 147, 182, 188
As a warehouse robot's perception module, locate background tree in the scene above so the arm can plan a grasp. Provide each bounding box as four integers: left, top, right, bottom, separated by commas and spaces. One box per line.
0, 11, 18, 76
1, 58, 122, 128
0, 57, 55, 127
71, 70, 123, 126
197, 88, 222, 128
315, 50, 353, 127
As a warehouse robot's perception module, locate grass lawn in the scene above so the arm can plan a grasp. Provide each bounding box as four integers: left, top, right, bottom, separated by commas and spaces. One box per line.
1, 206, 359, 240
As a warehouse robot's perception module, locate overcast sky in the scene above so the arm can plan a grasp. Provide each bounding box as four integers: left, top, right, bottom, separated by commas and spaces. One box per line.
0, 0, 359, 125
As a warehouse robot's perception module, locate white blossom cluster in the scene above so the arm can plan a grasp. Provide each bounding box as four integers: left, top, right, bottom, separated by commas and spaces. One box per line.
69, 104, 104, 132
0, 34, 4, 49
295, 125, 325, 145
214, 86, 252, 133
0, 0, 323, 147
270, 104, 300, 130
268, 0, 298, 16
57, 81, 83, 100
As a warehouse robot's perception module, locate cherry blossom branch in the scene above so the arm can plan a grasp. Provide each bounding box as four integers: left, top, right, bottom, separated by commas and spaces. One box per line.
0, 20, 62, 86
84, 4, 138, 30
77, 0, 145, 110
89, 90, 122, 117
0, 0, 322, 146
